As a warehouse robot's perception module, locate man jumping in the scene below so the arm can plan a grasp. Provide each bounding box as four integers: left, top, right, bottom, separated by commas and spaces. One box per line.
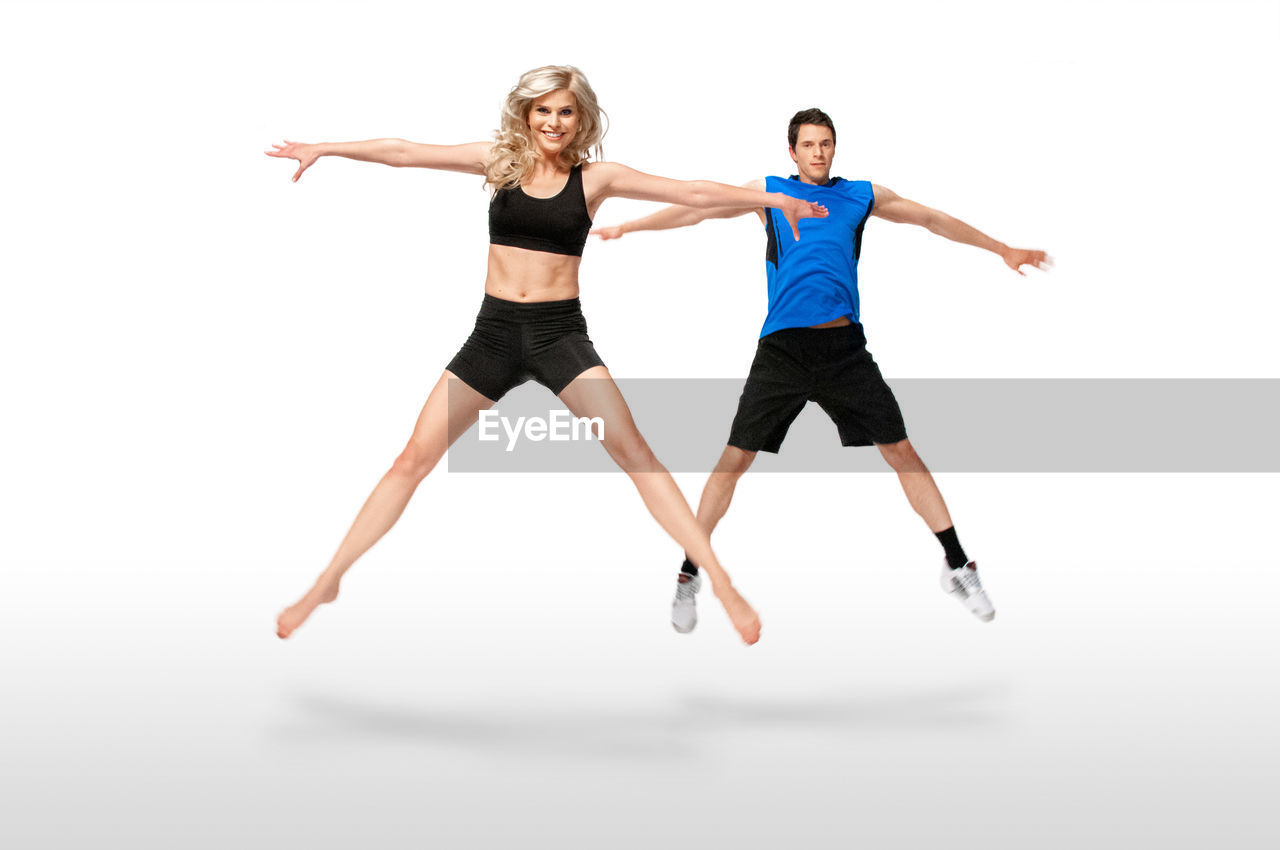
593, 107, 1049, 631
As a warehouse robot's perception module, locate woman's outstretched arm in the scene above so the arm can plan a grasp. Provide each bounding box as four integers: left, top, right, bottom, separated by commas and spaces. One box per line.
592, 179, 768, 240
587, 164, 825, 239
265, 139, 491, 182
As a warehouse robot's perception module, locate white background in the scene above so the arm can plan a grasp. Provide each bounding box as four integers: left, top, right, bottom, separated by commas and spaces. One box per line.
1, 0, 1277, 847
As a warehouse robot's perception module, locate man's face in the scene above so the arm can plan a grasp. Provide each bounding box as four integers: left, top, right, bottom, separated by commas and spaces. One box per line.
789, 124, 835, 184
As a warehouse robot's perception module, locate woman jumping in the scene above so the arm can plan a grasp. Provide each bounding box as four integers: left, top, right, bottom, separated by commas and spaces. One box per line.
267, 65, 825, 645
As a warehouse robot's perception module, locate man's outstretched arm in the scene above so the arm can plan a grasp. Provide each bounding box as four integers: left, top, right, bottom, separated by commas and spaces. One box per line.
871, 184, 1051, 275
592, 179, 768, 240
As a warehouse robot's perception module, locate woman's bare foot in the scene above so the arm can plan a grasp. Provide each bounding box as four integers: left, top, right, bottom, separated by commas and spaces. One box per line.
276, 578, 341, 639
715, 585, 761, 645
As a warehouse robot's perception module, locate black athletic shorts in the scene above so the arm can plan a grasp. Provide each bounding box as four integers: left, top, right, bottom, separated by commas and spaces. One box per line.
446, 294, 605, 401
728, 322, 907, 453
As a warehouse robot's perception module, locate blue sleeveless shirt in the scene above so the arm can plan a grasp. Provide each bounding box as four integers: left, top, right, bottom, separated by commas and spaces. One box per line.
760, 176, 874, 338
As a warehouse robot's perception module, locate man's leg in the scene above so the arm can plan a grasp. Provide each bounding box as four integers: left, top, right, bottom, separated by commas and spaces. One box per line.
878, 437, 994, 622
672, 446, 757, 632
876, 437, 952, 532
670, 329, 807, 632
688, 445, 758, 554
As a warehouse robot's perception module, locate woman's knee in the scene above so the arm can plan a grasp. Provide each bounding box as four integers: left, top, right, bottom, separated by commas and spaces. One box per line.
604, 430, 657, 472
390, 439, 443, 481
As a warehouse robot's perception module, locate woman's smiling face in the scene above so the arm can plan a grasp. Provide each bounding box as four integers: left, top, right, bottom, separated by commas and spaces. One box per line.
527, 89, 579, 158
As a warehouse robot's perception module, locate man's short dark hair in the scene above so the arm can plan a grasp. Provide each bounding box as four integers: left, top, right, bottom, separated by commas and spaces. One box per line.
788, 108, 836, 149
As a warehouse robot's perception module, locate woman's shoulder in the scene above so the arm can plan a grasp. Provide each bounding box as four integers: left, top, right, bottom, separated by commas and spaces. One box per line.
579, 160, 625, 194
580, 160, 620, 175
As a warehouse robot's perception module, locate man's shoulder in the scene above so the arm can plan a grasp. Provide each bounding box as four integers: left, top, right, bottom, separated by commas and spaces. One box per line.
832, 179, 876, 210
767, 175, 873, 190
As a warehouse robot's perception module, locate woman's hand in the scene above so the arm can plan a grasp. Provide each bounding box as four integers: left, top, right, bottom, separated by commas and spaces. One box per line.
265, 140, 321, 182
779, 195, 828, 240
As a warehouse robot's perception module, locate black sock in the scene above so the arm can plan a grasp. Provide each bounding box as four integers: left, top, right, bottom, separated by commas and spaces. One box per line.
935, 526, 969, 570
680, 558, 699, 577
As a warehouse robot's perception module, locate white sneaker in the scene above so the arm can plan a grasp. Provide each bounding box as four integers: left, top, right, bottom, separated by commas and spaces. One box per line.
671, 572, 702, 633
941, 560, 995, 622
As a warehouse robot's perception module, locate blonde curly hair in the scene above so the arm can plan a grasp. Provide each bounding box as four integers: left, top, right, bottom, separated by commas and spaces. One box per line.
484, 65, 608, 192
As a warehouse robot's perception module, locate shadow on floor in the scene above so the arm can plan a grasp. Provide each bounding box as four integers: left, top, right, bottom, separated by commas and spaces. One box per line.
268, 681, 1014, 762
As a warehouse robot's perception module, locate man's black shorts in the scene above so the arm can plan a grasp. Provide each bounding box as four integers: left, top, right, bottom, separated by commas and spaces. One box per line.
728, 322, 907, 453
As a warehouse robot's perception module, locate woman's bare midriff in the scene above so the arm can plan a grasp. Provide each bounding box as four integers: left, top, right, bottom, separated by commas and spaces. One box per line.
484, 244, 582, 301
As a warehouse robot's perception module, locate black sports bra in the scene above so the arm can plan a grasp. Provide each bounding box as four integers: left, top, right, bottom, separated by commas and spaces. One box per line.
488, 164, 592, 257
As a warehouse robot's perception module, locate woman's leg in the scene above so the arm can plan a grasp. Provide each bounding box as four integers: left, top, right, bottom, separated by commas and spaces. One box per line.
557, 366, 761, 644
277, 371, 494, 638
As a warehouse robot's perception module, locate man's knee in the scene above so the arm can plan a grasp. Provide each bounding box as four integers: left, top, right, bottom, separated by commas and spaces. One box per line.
714, 446, 757, 478
878, 438, 925, 472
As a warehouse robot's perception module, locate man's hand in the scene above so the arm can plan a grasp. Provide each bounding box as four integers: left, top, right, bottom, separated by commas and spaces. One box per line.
590, 225, 626, 241
1001, 248, 1052, 276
